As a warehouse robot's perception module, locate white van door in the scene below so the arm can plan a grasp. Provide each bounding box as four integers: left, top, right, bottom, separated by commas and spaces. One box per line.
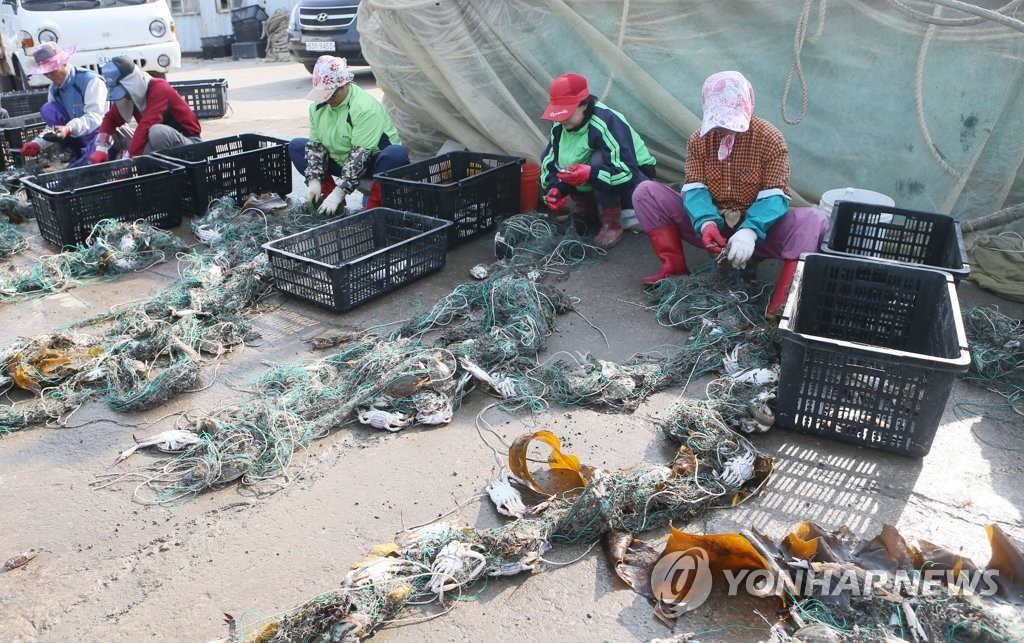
0, 0, 22, 84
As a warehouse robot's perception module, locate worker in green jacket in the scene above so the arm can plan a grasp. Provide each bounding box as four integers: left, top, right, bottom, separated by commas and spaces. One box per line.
539, 73, 657, 248
288, 55, 409, 215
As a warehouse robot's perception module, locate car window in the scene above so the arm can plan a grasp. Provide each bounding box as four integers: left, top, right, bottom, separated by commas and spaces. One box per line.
23, 0, 156, 9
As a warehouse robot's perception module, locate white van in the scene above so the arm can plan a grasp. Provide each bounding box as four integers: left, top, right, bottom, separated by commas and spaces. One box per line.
0, 0, 181, 90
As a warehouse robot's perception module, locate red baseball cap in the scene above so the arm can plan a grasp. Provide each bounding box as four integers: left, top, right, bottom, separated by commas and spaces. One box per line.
541, 73, 590, 122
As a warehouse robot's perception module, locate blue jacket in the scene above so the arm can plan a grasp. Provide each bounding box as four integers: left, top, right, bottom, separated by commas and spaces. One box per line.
51, 67, 99, 119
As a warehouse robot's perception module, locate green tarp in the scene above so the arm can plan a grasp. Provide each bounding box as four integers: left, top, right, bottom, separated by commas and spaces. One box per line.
360, 0, 1024, 226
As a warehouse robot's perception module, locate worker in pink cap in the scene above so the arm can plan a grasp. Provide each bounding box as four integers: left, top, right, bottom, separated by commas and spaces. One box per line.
632, 71, 827, 320
539, 73, 656, 249
19, 42, 107, 167
288, 55, 409, 215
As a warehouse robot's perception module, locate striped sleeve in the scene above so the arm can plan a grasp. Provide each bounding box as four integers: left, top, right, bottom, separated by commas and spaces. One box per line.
588, 107, 639, 187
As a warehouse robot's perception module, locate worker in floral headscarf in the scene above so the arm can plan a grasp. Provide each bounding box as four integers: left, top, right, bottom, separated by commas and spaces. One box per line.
288, 55, 409, 215
632, 71, 827, 319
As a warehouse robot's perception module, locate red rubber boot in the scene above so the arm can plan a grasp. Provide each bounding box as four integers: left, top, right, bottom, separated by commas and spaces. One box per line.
642, 226, 689, 284
594, 206, 623, 249
364, 180, 382, 210
766, 259, 799, 320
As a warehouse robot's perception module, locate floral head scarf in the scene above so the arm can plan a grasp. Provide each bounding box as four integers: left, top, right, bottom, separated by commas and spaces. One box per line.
699, 71, 755, 161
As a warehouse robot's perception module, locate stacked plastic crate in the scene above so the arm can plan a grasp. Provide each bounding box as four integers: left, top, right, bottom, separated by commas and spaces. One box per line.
0, 89, 49, 170
231, 5, 269, 60
200, 35, 235, 59
776, 201, 972, 457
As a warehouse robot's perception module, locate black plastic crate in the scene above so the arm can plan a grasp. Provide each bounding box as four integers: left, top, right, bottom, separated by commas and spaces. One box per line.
776, 253, 971, 457
0, 113, 45, 170
376, 151, 524, 244
169, 79, 229, 119
231, 5, 269, 22
263, 208, 452, 312
154, 134, 289, 215
200, 35, 235, 59
0, 89, 48, 118
232, 19, 264, 43
822, 201, 970, 283
21, 156, 187, 248
231, 41, 267, 60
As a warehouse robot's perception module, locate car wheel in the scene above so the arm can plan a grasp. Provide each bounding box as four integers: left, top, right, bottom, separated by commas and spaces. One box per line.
304, 61, 316, 75
12, 60, 28, 91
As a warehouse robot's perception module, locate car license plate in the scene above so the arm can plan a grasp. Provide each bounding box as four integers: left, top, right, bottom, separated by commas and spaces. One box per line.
305, 41, 335, 52
97, 53, 120, 65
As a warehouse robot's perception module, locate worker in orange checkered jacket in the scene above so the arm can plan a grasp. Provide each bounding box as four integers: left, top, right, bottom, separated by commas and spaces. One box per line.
633, 71, 827, 319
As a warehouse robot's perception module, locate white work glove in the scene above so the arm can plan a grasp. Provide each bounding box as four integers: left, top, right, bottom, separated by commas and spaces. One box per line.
306, 179, 322, 205
725, 227, 758, 269
318, 187, 345, 216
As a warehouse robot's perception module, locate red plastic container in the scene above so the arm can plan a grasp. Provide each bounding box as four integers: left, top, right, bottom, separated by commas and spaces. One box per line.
519, 161, 541, 213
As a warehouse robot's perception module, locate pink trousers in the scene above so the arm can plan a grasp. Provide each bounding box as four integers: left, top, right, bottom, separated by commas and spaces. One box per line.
633, 180, 827, 261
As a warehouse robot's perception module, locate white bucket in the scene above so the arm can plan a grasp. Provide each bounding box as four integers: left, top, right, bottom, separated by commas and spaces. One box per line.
818, 186, 894, 217
818, 186, 896, 252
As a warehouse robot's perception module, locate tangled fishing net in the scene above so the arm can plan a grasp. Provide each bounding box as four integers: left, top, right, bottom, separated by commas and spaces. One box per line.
91, 212, 787, 503
0, 198, 341, 435
491, 213, 604, 276
646, 268, 770, 334
960, 305, 1024, 415
229, 417, 1024, 643
404, 216, 781, 414
0, 221, 26, 258
531, 269, 780, 413
535, 352, 672, 412
235, 426, 772, 642
0, 168, 40, 218
89, 216, 599, 502
0, 252, 272, 434
656, 521, 1024, 642
0, 219, 183, 301
0, 193, 35, 223
99, 334, 470, 504
192, 197, 323, 267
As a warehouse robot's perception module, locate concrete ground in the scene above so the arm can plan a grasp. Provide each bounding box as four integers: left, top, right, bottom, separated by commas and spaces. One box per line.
0, 57, 1021, 642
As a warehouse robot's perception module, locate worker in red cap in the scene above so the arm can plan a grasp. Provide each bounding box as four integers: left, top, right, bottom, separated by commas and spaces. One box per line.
539, 73, 656, 249
632, 71, 827, 320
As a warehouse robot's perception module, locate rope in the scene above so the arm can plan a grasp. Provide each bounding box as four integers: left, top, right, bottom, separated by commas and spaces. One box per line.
904, 1, 1024, 181
263, 9, 293, 62
780, 0, 826, 125
885, 0, 1024, 31
599, 0, 631, 101
913, 7, 963, 179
